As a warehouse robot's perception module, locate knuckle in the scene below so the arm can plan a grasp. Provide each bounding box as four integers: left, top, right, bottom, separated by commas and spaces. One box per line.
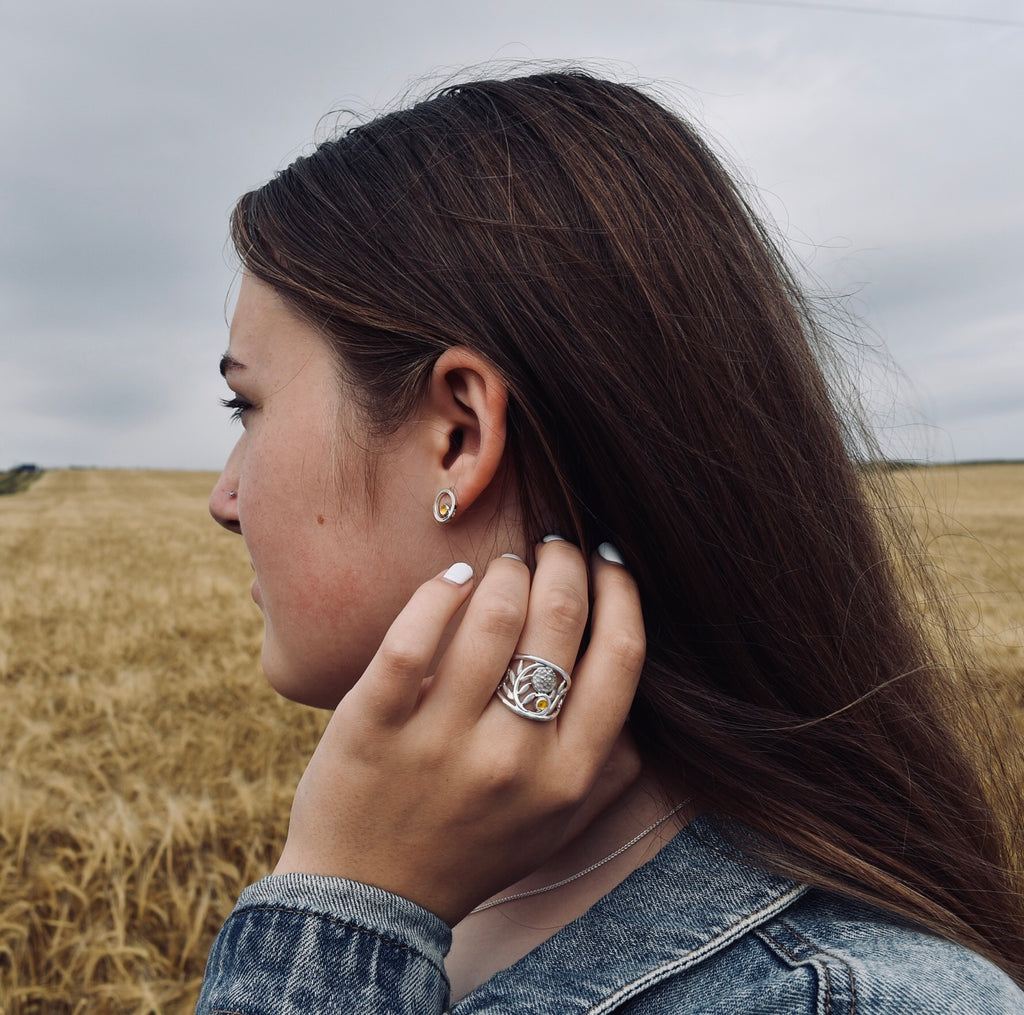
605, 628, 647, 672
378, 637, 423, 676
479, 746, 524, 791
549, 776, 585, 810
477, 589, 525, 639
541, 584, 588, 634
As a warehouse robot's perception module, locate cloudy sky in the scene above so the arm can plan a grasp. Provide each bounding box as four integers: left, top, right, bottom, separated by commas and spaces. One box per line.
2, 0, 1021, 469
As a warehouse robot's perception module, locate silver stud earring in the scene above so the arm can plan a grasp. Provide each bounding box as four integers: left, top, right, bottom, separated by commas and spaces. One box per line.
433, 488, 457, 523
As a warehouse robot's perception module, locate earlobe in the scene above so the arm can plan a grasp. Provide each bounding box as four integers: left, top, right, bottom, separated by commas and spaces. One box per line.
424, 347, 508, 521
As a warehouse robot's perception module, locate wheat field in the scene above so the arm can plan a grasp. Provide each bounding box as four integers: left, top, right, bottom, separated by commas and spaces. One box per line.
0, 470, 327, 1014
1, 466, 1022, 1014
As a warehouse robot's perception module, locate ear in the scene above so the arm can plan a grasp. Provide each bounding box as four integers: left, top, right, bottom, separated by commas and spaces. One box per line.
419, 347, 508, 518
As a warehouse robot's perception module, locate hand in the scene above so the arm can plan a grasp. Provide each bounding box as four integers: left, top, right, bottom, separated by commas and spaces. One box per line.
274, 540, 646, 925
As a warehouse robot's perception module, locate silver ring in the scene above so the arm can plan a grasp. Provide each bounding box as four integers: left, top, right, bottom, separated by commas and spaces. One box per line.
496, 654, 571, 721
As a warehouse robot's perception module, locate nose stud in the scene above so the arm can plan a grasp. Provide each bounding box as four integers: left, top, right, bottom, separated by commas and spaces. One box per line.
228, 490, 237, 498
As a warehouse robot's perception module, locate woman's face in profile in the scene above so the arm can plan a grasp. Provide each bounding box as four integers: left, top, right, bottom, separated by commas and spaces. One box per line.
209, 275, 449, 708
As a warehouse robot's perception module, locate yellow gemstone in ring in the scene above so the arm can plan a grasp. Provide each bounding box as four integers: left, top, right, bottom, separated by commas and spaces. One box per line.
537, 698, 549, 710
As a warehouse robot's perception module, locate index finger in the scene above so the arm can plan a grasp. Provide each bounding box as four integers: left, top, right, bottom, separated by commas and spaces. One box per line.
346, 562, 476, 727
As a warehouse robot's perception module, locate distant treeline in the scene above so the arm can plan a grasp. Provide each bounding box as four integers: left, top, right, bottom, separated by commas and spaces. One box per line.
865, 459, 1024, 473
0, 464, 43, 496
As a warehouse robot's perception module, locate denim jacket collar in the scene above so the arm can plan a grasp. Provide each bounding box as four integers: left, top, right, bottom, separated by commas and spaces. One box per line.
454, 815, 808, 1014
200, 813, 1024, 1013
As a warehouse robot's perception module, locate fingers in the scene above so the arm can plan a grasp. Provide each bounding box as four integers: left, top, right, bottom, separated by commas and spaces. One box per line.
374, 540, 642, 751
348, 563, 477, 726
472, 537, 589, 724
511, 537, 589, 679
427, 538, 591, 721
559, 546, 645, 757
428, 554, 530, 713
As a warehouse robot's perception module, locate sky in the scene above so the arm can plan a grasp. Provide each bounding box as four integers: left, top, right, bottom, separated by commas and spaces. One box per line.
1, 0, 1021, 469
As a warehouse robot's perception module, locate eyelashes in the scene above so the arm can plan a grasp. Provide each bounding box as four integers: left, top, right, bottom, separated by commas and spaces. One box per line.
220, 395, 252, 423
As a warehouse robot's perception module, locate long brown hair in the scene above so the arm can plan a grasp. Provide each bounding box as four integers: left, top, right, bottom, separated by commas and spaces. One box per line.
229, 70, 1024, 982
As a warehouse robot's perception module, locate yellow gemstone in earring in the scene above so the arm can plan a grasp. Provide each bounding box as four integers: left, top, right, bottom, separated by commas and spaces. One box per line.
439, 503, 449, 517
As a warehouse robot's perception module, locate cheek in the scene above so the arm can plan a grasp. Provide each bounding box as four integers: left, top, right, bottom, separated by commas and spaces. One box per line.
239, 439, 336, 578
244, 440, 447, 706
255, 520, 411, 707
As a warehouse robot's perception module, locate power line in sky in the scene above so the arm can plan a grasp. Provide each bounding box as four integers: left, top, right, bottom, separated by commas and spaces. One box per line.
698, 0, 1024, 27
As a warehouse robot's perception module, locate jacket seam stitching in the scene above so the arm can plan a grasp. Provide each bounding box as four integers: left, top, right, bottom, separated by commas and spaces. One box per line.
759, 920, 857, 1015
781, 921, 857, 1015
758, 928, 833, 1015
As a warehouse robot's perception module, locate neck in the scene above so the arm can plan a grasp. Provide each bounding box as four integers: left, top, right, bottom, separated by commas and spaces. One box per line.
446, 768, 698, 1002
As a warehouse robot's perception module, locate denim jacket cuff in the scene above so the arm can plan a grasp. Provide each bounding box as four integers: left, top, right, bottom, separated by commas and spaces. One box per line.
237, 872, 453, 960
196, 873, 453, 1014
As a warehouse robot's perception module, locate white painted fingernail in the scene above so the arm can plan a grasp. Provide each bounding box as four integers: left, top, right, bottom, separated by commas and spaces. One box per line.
597, 542, 624, 565
443, 562, 474, 585
542, 534, 567, 543
501, 553, 524, 561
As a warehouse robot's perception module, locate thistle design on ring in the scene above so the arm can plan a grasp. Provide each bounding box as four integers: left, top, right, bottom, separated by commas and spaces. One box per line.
496, 654, 571, 721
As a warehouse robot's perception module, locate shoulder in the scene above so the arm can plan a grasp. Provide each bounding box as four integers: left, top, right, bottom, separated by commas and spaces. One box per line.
621, 889, 1024, 1015
481, 818, 1024, 1015
742, 891, 1023, 1015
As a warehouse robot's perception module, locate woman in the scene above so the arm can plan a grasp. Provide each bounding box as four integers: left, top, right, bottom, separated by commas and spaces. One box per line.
198, 71, 1024, 1012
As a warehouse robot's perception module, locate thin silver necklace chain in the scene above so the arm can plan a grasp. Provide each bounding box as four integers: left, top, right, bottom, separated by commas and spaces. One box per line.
469, 799, 690, 914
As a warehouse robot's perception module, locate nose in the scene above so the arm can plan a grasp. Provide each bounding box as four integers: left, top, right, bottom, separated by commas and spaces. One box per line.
209, 445, 242, 534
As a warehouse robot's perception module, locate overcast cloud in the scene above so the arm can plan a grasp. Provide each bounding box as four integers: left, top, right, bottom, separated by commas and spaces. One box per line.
2, 0, 1021, 468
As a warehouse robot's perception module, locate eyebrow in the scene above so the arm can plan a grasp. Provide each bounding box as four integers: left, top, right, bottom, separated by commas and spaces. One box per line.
219, 353, 246, 378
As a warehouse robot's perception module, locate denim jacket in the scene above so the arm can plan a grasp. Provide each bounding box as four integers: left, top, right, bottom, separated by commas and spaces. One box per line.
196, 815, 1024, 1014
